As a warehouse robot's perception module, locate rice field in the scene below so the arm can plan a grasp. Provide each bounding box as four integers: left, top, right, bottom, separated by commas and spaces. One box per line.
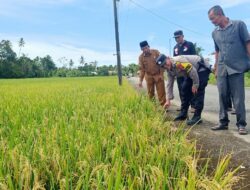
0, 77, 239, 189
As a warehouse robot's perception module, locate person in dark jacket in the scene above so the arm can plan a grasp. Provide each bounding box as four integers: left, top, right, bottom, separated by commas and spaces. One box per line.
173, 30, 197, 113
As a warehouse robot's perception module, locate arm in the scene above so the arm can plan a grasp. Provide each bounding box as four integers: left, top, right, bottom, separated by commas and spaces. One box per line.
138, 56, 145, 87
213, 51, 219, 78
164, 72, 175, 108
238, 21, 250, 55
247, 41, 250, 56
188, 67, 199, 94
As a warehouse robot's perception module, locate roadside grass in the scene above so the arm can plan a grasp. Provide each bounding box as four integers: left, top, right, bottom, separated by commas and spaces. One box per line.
209, 72, 250, 87
0, 77, 240, 189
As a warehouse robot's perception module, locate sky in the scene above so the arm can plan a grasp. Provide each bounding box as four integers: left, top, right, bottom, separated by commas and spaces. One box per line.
0, 0, 250, 67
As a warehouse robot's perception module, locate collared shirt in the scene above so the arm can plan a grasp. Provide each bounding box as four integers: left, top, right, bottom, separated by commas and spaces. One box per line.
212, 19, 250, 76
166, 55, 211, 100
138, 49, 164, 82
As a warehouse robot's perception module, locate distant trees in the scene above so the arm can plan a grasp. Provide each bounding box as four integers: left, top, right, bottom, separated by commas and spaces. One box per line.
0, 39, 56, 78
194, 43, 204, 56
0, 38, 140, 79
122, 63, 138, 76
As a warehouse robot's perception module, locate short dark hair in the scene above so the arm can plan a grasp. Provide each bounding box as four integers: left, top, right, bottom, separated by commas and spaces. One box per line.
208, 5, 225, 16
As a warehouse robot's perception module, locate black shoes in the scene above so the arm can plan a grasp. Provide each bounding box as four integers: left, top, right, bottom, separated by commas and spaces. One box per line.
186, 115, 202, 125
238, 125, 248, 135
174, 112, 187, 121
211, 124, 228, 130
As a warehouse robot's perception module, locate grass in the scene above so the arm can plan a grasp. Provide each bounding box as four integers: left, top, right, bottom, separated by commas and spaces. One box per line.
209, 72, 250, 87
0, 77, 240, 189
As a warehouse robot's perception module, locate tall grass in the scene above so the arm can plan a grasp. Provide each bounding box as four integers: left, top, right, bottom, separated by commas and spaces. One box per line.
0, 77, 239, 189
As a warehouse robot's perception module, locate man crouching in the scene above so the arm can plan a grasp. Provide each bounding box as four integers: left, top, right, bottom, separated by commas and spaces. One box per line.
157, 54, 211, 125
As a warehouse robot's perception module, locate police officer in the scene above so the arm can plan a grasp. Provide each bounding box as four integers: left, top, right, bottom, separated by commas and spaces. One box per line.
138, 41, 166, 106
173, 30, 197, 112
156, 54, 211, 125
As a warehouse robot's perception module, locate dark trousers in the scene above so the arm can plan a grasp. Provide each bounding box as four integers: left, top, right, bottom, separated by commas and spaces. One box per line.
177, 77, 195, 108
180, 70, 210, 116
227, 85, 233, 110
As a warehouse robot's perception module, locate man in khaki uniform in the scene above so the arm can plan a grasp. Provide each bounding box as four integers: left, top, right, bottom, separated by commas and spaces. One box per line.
138, 41, 166, 106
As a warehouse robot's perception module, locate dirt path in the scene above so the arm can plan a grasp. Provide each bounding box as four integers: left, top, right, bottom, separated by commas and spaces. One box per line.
127, 77, 250, 190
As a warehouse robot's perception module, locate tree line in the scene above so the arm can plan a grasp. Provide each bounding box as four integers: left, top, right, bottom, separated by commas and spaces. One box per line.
0, 39, 139, 79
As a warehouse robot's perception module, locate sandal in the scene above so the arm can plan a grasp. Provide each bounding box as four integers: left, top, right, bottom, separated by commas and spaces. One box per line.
238, 127, 248, 135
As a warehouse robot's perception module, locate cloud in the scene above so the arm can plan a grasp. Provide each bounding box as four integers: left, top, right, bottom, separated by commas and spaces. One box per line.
6, 36, 137, 67
117, 0, 168, 11
0, 0, 76, 5
0, 0, 76, 19
171, 0, 250, 13
243, 18, 250, 26
217, 0, 250, 7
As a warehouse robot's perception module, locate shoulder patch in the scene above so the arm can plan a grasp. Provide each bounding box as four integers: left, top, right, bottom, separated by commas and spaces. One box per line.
175, 62, 192, 72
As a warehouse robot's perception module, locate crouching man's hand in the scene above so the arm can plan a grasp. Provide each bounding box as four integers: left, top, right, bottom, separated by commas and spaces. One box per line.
192, 86, 198, 94
138, 81, 143, 88
164, 99, 171, 109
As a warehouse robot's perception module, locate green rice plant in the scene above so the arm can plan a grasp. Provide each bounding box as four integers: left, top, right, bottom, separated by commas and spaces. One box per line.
0, 77, 240, 189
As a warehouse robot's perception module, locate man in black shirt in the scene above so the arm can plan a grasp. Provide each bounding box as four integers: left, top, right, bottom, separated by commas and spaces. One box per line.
173, 30, 197, 113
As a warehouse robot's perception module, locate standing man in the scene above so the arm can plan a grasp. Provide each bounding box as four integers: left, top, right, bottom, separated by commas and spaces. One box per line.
208, 5, 250, 135
138, 41, 166, 106
156, 54, 211, 125
173, 30, 197, 112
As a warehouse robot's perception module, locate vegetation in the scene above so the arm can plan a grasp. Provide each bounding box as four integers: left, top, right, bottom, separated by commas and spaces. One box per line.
0, 77, 240, 189
0, 39, 139, 79
209, 72, 250, 87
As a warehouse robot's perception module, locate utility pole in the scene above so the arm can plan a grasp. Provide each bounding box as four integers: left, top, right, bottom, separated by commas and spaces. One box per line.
113, 0, 122, 85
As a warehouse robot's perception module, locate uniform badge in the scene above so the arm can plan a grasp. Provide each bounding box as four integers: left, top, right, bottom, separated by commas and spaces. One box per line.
174, 48, 178, 55
183, 46, 188, 52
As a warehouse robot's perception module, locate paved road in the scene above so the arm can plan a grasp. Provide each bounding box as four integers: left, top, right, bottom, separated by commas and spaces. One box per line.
128, 77, 250, 143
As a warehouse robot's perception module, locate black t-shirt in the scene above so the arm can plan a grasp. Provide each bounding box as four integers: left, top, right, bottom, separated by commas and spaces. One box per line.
173, 40, 196, 56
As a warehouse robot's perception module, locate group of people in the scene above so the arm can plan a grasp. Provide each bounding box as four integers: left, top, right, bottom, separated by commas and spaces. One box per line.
138, 5, 250, 135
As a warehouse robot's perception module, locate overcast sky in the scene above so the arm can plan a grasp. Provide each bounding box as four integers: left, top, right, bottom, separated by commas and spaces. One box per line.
0, 0, 250, 67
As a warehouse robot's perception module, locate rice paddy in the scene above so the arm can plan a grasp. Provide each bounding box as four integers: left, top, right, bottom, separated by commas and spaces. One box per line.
0, 77, 239, 189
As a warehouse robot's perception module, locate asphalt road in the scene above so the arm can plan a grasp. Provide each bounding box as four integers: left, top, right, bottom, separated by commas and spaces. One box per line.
128, 77, 250, 143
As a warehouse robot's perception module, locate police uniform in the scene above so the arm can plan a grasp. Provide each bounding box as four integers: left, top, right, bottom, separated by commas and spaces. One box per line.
173, 41, 196, 56
166, 55, 211, 124
173, 40, 196, 109
139, 49, 166, 106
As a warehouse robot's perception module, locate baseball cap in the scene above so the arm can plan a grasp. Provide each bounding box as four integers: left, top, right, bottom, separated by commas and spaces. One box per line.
173, 30, 183, 38
156, 54, 167, 67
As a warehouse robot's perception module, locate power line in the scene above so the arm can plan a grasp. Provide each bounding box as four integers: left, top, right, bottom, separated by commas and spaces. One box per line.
129, 0, 209, 37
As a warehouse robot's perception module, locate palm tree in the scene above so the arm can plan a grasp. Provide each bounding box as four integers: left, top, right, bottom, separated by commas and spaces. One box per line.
18, 38, 25, 57
79, 56, 85, 66
194, 43, 204, 56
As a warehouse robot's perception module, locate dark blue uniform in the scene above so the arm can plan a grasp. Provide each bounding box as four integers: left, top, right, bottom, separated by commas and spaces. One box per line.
173, 40, 196, 109
173, 41, 196, 56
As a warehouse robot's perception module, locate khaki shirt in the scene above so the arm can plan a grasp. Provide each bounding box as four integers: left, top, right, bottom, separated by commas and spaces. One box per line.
138, 49, 164, 82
